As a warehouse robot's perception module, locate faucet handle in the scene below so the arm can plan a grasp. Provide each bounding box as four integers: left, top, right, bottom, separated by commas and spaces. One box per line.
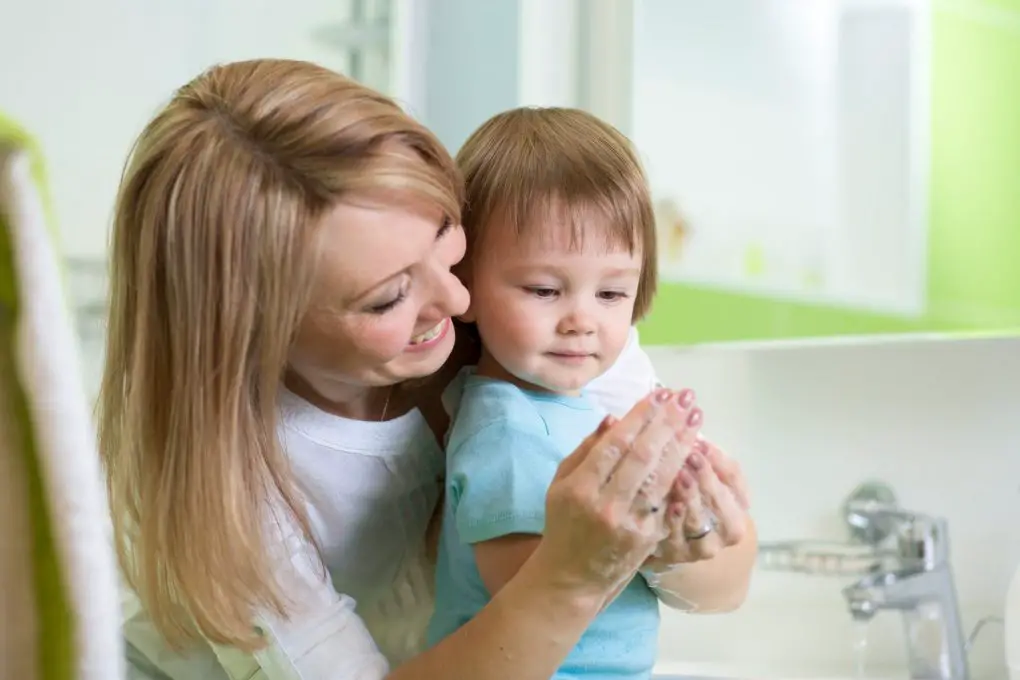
896, 514, 950, 568
848, 501, 926, 524
843, 481, 902, 545
842, 482, 951, 568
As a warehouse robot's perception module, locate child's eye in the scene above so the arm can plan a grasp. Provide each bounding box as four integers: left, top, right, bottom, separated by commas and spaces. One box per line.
524, 286, 558, 299
598, 290, 628, 302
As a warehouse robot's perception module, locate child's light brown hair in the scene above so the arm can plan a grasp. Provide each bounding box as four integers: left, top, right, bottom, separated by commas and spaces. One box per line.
456, 106, 658, 320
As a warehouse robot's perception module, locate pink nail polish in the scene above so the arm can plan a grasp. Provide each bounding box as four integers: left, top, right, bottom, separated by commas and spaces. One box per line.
654, 389, 672, 404
678, 389, 695, 408
687, 408, 703, 427
688, 452, 703, 470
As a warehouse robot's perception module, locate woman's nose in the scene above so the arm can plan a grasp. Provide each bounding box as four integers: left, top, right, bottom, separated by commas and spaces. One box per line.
440, 270, 470, 318
424, 226, 470, 318
424, 263, 470, 319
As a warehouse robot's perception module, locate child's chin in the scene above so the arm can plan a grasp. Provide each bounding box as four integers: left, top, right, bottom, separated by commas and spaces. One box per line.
544, 373, 593, 394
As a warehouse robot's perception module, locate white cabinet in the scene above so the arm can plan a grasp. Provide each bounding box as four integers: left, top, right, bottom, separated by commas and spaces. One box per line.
583, 0, 931, 315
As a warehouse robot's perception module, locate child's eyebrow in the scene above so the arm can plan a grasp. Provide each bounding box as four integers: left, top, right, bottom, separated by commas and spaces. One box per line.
601, 266, 642, 278
502, 263, 642, 279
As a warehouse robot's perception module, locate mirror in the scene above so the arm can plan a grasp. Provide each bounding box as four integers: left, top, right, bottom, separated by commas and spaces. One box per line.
612, 0, 1020, 345
633, 0, 925, 338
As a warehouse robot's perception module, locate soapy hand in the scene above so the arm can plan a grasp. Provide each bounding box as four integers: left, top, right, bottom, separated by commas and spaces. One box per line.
646, 434, 750, 569
536, 388, 702, 604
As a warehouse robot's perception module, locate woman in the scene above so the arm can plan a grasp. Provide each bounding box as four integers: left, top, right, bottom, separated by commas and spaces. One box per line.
101, 59, 756, 680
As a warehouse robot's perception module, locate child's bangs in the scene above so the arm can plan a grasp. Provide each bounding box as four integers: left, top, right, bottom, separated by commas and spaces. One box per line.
502, 185, 643, 257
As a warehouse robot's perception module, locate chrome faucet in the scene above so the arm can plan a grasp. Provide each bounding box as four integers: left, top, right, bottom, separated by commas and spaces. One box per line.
841, 502, 968, 679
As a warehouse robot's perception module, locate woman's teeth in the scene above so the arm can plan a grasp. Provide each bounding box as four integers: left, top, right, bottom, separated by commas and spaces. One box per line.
410, 319, 446, 345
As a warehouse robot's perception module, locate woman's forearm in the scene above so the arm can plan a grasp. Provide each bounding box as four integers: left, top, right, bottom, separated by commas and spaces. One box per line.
654, 516, 757, 612
387, 546, 603, 680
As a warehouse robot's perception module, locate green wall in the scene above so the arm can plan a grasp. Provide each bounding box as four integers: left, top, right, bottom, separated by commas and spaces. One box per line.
640, 0, 1020, 345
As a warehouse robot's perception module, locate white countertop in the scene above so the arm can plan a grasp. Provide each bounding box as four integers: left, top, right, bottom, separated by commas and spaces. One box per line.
652, 660, 903, 679
652, 660, 1003, 680
644, 329, 1020, 355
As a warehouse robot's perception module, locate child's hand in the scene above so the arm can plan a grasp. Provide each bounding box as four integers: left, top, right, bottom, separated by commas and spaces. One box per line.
647, 437, 750, 569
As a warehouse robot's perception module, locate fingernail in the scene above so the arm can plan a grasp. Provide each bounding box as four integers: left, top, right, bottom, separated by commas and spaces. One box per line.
677, 389, 695, 408
654, 388, 672, 404
687, 408, 703, 427
687, 452, 703, 470
678, 469, 695, 488
670, 503, 685, 519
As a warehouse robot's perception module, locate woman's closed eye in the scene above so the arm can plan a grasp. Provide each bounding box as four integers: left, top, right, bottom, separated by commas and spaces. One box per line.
436, 216, 454, 240
364, 219, 451, 315
366, 284, 409, 314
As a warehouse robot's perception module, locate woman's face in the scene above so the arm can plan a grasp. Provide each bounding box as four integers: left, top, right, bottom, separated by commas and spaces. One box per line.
288, 193, 469, 400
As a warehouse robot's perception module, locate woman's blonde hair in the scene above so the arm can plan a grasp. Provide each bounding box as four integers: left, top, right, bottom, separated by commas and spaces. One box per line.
98, 59, 461, 651
457, 107, 658, 320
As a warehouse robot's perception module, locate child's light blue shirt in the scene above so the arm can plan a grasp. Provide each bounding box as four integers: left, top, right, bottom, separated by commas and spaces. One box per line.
426, 370, 659, 680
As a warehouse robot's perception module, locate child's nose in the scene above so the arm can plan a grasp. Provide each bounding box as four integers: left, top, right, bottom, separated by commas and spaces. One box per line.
557, 310, 597, 335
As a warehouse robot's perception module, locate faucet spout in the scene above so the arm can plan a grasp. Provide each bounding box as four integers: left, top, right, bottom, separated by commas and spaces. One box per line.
843, 568, 945, 613
839, 526, 968, 679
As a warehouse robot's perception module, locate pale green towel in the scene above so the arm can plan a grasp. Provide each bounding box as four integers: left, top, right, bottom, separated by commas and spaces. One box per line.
0, 114, 124, 679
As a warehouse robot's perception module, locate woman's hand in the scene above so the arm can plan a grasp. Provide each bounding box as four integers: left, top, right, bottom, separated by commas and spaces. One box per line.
532, 388, 703, 605
645, 436, 751, 570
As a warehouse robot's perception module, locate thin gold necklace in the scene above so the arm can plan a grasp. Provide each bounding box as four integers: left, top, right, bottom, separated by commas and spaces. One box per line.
379, 385, 394, 422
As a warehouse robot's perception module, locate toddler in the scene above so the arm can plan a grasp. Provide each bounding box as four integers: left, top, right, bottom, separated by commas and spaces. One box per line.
426, 107, 695, 679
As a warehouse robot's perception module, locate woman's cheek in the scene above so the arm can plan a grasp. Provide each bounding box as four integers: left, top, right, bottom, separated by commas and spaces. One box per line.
363, 312, 419, 360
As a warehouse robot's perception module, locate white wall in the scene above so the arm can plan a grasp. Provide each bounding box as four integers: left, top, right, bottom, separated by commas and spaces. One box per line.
648, 334, 1020, 678
0, 0, 358, 260
0, 0, 589, 259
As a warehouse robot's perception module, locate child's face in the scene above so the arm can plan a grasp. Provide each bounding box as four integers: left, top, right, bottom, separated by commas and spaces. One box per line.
467, 213, 642, 394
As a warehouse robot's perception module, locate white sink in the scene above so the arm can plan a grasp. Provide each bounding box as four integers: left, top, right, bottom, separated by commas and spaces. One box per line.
652, 676, 883, 680
651, 668, 906, 680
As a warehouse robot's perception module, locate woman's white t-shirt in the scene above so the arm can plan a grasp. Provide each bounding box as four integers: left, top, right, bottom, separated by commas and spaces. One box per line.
122, 328, 659, 680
